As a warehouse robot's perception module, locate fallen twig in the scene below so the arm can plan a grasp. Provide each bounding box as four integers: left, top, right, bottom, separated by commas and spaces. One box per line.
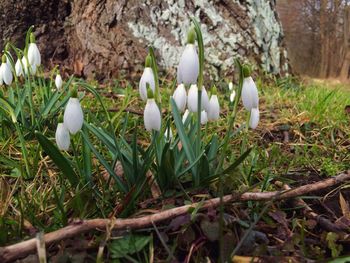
0, 171, 349, 262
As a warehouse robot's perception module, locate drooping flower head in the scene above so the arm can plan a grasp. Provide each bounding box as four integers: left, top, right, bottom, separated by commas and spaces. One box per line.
177, 27, 199, 85
55, 115, 70, 151
207, 86, 220, 121
241, 66, 259, 111
15, 57, 23, 77
0, 55, 13, 85
201, 110, 208, 125
144, 87, 161, 132
139, 54, 155, 101
28, 32, 41, 67
187, 84, 209, 113
63, 87, 84, 135
173, 84, 187, 112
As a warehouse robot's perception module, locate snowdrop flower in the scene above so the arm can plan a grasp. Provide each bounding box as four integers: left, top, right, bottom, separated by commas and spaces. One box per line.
187, 84, 210, 113
228, 82, 233, 91
15, 58, 23, 77
230, 90, 236, 103
173, 84, 187, 112
0, 55, 13, 85
207, 86, 220, 121
144, 88, 161, 131
55, 73, 63, 90
177, 28, 199, 85
241, 76, 259, 111
249, 108, 260, 129
201, 110, 208, 125
182, 109, 190, 123
139, 54, 155, 101
28, 33, 41, 67
64, 89, 84, 134
22, 57, 36, 75
55, 122, 70, 151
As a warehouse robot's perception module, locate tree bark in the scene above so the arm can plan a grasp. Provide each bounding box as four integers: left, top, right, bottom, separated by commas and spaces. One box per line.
0, 0, 289, 80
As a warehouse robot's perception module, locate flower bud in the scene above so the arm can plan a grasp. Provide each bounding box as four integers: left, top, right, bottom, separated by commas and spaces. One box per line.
230, 90, 236, 103
0, 55, 13, 85
63, 93, 84, 134
55, 123, 70, 151
55, 74, 63, 90
177, 44, 199, 85
208, 87, 220, 121
187, 84, 209, 113
241, 76, 259, 111
173, 84, 187, 112
15, 58, 23, 77
144, 98, 161, 131
139, 67, 155, 101
28, 33, 41, 67
182, 109, 190, 123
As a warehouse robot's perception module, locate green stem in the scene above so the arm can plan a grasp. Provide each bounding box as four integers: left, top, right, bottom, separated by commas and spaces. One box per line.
149, 46, 160, 104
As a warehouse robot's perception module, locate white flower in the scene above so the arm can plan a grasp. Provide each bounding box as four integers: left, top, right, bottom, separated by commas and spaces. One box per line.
208, 95, 220, 121
55, 123, 70, 151
201, 110, 208, 125
64, 98, 84, 134
187, 84, 210, 113
173, 84, 187, 112
139, 67, 155, 101
55, 74, 63, 90
15, 59, 23, 77
249, 108, 260, 129
241, 76, 259, 111
201, 87, 209, 112
144, 98, 161, 131
164, 127, 173, 140
177, 44, 199, 85
22, 57, 36, 75
230, 90, 236, 103
0, 62, 13, 85
228, 82, 233, 91
28, 43, 41, 67
182, 109, 190, 123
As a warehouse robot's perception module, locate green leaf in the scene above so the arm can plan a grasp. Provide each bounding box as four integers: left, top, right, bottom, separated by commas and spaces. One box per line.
170, 98, 196, 173
35, 131, 79, 187
220, 148, 252, 176
109, 234, 151, 259
80, 131, 127, 193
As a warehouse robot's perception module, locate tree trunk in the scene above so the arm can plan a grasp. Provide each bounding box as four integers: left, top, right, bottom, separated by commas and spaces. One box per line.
0, 0, 289, 81
340, 6, 350, 80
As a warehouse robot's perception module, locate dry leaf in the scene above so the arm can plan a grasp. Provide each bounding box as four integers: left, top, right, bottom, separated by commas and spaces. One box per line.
339, 192, 350, 220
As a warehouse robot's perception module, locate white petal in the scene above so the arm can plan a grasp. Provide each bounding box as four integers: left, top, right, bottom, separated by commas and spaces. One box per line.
182, 109, 190, 123
55, 123, 70, 151
63, 98, 84, 134
241, 77, 259, 110
230, 90, 236, 103
22, 57, 36, 75
207, 95, 220, 121
201, 110, 208, 125
228, 82, 233, 91
15, 59, 23, 77
173, 84, 187, 112
177, 44, 199, 85
144, 99, 161, 131
139, 67, 155, 101
1, 63, 12, 85
201, 87, 210, 112
249, 108, 260, 129
28, 43, 41, 66
55, 74, 63, 90
187, 84, 198, 112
